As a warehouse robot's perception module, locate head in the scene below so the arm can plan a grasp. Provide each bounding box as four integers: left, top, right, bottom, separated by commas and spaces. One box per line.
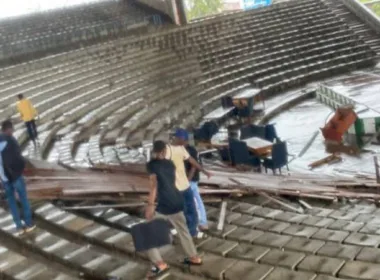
152, 140, 167, 159
173, 128, 189, 146
1, 120, 14, 136
17, 94, 24, 100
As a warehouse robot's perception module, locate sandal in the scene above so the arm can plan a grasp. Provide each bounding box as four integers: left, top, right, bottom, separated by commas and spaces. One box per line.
182, 257, 203, 266
146, 264, 170, 279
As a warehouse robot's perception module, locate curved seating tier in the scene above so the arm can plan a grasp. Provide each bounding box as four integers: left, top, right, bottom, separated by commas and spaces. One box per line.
0, 0, 162, 61
1, 187, 380, 279
0, 0, 377, 164
0, 1, 379, 276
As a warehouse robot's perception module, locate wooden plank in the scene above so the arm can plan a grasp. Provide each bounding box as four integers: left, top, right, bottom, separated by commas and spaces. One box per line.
217, 201, 227, 231
257, 192, 304, 214
62, 203, 146, 210
374, 156, 380, 184
308, 154, 342, 169
21, 161, 380, 202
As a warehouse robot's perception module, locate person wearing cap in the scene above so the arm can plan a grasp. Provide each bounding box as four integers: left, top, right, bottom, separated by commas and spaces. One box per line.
166, 128, 212, 238
145, 140, 202, 278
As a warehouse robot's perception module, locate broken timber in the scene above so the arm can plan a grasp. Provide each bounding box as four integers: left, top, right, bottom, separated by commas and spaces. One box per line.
22, 162, 380, 202
375, 156, 380, 184
217, 201, 227, 231
308, 154, 342, 169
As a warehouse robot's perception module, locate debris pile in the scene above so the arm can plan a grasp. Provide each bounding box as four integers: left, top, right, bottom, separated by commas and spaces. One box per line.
22, 161, 380, 204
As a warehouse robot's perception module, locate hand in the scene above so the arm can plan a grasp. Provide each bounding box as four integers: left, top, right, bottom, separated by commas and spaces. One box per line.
205, 171, 212, 179
145, 204, 155, 220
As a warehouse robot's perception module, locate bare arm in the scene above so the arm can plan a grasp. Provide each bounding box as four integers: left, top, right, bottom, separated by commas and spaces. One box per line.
145, 174, 157, 220
188, 166, 196, 181
147, 174, 157, 205
188, 156, 212, 178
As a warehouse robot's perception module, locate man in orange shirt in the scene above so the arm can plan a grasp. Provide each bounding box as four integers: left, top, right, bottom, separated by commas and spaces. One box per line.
16, 94, 38, 147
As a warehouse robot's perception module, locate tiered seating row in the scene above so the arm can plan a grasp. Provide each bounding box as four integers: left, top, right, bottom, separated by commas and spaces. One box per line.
1, 183, 380, 279
0, 0, 315, 79
0, 0, 375, 162
65, 0, 375, 160
38, 49, 201, 164
0, 205, 148, 279
45, 198, 380, 280
0, 0, 160, 61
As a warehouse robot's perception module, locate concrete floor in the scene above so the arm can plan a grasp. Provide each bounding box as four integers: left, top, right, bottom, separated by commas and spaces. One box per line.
273, 98, 380, 177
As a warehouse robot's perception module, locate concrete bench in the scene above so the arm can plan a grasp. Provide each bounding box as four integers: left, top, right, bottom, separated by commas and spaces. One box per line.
199, 22, 344, 68
201, 30, 354, 74
5, 50, 177, 123
31, 53, 198, 152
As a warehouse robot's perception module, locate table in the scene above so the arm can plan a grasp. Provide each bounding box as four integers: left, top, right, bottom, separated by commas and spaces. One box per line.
243, 137, 273, 156
210, 137, 273, 157
233, 88, 261, 99
203, 107, 235, 121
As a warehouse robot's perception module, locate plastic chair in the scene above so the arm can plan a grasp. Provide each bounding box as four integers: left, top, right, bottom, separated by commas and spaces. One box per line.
263, 141, 289, 174
221, 96, 234, 109
229, 139, 261, 168
193, 121, 219, 142
202, 121, 219, 141
265, 124, 278, 142
240, 124, 266, 140
218, 147, 230, 162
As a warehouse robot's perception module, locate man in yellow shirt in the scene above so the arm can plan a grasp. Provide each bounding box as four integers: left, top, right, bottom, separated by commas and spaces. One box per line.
16, 94, 38, 147
165, 128, 211, 238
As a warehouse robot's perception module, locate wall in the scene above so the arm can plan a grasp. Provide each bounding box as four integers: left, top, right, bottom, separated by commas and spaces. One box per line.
136, 0, 186, 25
0, 0, 156, 65
343, 0, 380, 35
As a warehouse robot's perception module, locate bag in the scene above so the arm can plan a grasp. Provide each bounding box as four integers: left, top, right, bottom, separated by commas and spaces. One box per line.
130, 219, 171, 252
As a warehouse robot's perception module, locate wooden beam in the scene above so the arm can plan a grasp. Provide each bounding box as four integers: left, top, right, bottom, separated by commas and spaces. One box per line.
298, 199, 313, 210
374, 156, 380, 184
217, 201, 227, 231
62, 202, 146, 210
258, 191, 304, 214
308, 154, 342, 169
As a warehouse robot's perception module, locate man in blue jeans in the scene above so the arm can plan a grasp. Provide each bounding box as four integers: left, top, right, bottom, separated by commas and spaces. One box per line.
167, 128, 211, 238
0, 120, 35, 235
184, 138, 209, 230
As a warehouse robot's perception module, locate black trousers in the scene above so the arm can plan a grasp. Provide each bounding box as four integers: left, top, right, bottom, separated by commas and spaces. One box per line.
25, 120, 38, 141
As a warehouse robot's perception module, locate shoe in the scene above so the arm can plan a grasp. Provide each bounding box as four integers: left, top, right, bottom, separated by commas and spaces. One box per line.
182, 256, 203, 266
146, 263, 169, 279
193, 231, 208, 240
198, 225, 209, 231
15, 229, 25, 236
25, 225, 36, 233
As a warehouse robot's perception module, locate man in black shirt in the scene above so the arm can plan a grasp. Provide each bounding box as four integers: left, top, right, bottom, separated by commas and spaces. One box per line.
181, 132, 209, 230
145, 140, 202, 278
